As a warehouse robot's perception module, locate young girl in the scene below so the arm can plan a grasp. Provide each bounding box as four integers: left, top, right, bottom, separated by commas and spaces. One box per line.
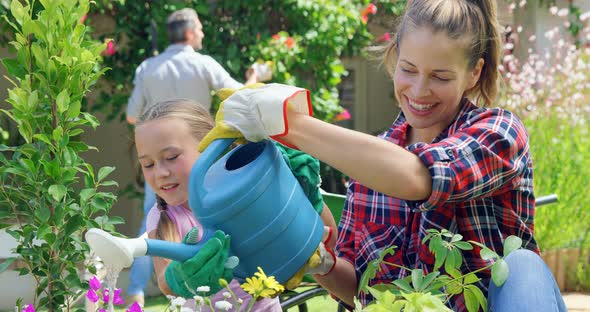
134, 99, 337, 310
198, 0, 567, 311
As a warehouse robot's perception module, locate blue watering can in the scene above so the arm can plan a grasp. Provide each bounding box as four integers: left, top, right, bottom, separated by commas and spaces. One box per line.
87, 138, 325, 284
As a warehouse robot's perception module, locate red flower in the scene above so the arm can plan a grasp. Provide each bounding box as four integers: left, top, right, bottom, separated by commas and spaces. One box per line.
361, 3, 377, 24
102, 40, 116, 56
376, 32, 391, 42
333, 109, 352, 121
79, 14, 87, 24
285, 37, 295, 48
272, 34, 280, 40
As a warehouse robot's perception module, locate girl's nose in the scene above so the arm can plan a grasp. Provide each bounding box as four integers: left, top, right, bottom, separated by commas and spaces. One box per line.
155, 165, 171, 178
412, 76, 431, 97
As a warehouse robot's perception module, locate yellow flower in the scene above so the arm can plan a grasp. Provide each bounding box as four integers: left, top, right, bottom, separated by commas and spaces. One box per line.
241, 267, 285, 300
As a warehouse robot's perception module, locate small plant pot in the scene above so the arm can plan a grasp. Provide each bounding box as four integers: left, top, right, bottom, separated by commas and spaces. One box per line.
0, 227, 36, 310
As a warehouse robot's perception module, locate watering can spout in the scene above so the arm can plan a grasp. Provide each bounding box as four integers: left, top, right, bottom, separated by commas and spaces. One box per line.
85, 228, 147, 268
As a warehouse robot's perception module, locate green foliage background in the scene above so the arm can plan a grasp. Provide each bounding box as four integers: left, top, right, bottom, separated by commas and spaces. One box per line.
90, 0, 387, 122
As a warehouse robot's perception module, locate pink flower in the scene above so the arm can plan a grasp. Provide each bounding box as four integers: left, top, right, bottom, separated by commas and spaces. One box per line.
89, 276, 101, 291
23, 304, 35, 312
102, 288, 109, 303
98, 309, 106, 312
86, 289, 99, 303
79, 14, 87, 24
113, 288, 125, 305
333, 109, 351, 121
272, 34, 280, 40
126, 302, 143, 312
102, 40, 116, 56
376, 32, 391, 42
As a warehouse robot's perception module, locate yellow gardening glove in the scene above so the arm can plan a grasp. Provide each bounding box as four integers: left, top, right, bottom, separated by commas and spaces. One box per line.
199, 83, 312, 152
283, 226, 336, 289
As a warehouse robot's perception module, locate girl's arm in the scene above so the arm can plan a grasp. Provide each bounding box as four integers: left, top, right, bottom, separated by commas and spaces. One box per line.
283, 111, 432, 200
313, 258, 358, 307
148, 230, 175, 296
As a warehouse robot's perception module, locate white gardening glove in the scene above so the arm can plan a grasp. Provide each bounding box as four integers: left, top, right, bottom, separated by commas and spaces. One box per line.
305, 226, 336, 276
199, 83, 312, 151
251, 60, 274, 82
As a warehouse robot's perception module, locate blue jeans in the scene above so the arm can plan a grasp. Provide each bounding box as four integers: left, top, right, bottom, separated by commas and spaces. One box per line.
487, 249, 567, 312
127, 182, 156, 296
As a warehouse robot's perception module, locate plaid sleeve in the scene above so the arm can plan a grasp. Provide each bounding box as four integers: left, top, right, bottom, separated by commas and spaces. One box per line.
335, 185, 356, 264
407, 109, 531, 211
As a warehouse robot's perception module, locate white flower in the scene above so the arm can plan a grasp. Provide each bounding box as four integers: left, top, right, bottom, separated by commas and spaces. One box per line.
214, 300, 233, 311
171, 297, 186, 307
166, 295, 176, 300
223, 291, 232, 299
194, 295, 204, 305
557, 8, 569, 17
196, 286, 210, 293
237, 298, 243, 304
549, 6, 558, 15
180, 308, 193, 312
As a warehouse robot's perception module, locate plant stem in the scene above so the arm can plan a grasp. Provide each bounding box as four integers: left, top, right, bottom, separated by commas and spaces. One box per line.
382, 261, 412, 272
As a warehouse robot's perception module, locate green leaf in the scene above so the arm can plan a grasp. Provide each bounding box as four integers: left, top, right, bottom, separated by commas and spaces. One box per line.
454, 241, 473, 251
463, 286, 480, 312
48, 184, 67, 202
358, 260, 379, 295
451, 234, 463, 243
1, 58, 26, 80
502, 236, 522, 257
56, 90, 70, 113
80, 188, 95, 203
480, 247, 499, 261
10, 0, 26, 24
66, 100, 81, 119
491, 258, 509, 287
463, 273, 480, 285
35, 205, 51, 222
392, 278, 414, 293
0, 257, 16, 274
466, 284, 488, 312
420, 271, 440, 290
411, 268, 424, 290
97, 166, 115, 182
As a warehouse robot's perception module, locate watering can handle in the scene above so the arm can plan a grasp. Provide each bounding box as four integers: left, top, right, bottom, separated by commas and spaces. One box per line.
188, 138, 236, 215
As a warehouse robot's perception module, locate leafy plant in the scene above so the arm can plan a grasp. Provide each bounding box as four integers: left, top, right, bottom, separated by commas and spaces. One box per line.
356, 229, 523, 312
88, 0, 381, 122
0, 0, 120, 310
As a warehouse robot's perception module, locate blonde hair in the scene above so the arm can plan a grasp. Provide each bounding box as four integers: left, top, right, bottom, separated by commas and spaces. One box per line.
383, 0, 502, 106
137, 99, 214, 242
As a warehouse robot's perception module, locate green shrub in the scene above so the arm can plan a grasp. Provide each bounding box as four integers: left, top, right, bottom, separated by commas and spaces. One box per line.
0, 0, 119, 310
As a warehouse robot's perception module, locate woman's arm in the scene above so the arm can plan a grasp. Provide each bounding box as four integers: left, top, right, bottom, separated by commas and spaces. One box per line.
319, 202, 338, 249
313, 258, 358, 307
283, 111, 432, 200
148, 230, 175, 296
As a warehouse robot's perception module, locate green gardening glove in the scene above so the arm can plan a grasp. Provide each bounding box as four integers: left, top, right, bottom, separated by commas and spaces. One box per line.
165, 229, 234, 298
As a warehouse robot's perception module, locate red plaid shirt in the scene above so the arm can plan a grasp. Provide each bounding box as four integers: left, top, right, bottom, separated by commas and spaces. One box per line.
335, 100, 539, 311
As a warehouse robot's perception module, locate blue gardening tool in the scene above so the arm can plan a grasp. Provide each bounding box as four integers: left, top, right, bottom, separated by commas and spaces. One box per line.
86, 138, 323, 283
